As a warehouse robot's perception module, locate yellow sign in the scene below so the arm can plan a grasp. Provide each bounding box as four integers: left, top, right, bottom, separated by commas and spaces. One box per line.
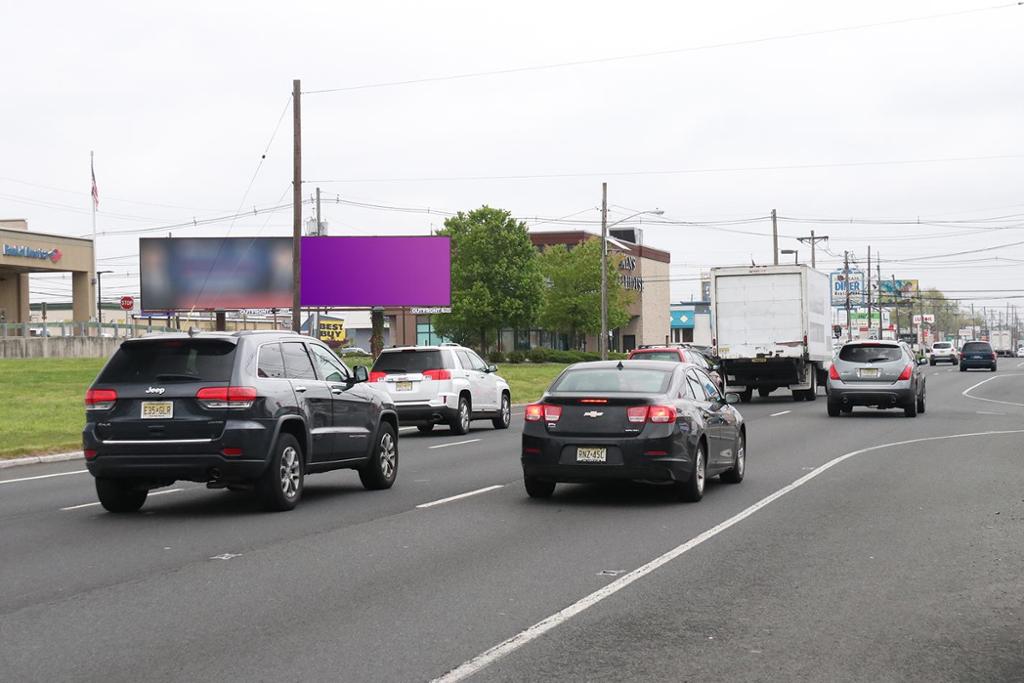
318, 319, 346, 343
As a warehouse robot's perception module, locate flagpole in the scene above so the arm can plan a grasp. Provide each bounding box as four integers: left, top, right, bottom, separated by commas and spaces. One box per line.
91, 150, 97, 323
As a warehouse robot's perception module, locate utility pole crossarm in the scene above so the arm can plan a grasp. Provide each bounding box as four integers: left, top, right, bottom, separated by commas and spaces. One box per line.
796, 231, 829, 270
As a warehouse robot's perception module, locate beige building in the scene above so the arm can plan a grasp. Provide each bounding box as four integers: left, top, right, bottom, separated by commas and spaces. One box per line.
0, 220, 94, 324
530, 231, 670, 351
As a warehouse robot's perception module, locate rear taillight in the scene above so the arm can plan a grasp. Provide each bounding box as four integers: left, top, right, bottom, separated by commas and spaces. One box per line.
627, 406, 649, 423
829, 364, 840, 381
648, 405, 677, 423
221, 447, 244, 457
369, 371, 386, 382
85, 388, 117, 410
422, 369, 451, 380
991, 352, 997, 360
897, 365, 913, 381
196, 386, 257, 409
525, 403, 562, 422
84, 449, 97, 460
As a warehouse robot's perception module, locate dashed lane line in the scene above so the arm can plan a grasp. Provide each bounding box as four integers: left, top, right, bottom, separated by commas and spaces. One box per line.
769, 410, 791, 417
428, 439, 482, 450
416, 484, 504, 509
0, 469, 89, 486
430, 429, 1024, 683
60, 488, 184, 511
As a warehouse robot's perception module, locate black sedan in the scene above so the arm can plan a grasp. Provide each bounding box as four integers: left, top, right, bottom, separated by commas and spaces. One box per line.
521, 360, 746, 502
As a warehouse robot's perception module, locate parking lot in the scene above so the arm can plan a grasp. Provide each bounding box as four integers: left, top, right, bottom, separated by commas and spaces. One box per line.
2, 364, 1022, 682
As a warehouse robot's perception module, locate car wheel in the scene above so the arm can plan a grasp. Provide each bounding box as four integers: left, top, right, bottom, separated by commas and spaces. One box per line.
524, 475, 555, 498
95, 478, 148, 513
450, 396, 471, 435
929, 359, 935, 366
992, 364, 998, 372
959, 365, 966, 372
904, 398, 918, 418
359, 423, 398, 490
417, 424, 435, 434
739, 388, 753, 403
720, 432, 745, 484
257, 433, 303, 511
676, 443, 706, 502
827, 399, 841, 417
917, 392, 926, 414
492, 393, 511, 430
757, 388, 771, 398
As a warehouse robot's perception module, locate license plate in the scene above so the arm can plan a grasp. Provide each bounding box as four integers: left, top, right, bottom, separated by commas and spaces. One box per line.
751, 357, 767, 363
859, 368, 881, 379
576, 447, 607, 463
395, 381, 413, 392
141, 401, 173, 419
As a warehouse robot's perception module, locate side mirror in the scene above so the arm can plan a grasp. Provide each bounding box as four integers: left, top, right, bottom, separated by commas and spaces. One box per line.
486, 364, 498, 373
724, 392, 741, 405
352, 365, 369, 383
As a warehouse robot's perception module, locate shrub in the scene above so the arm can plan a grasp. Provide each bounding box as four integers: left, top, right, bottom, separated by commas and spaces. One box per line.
527, 347, 550, 363
487, 350, 505, 364
507, 350, 526, 364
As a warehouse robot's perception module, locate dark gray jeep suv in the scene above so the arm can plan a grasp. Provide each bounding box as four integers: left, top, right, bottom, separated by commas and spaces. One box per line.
83, 330, 398, 512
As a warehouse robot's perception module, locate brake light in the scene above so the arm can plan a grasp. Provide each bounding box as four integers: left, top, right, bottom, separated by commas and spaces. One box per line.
627, 406, 648, 423
85, 388, 117, 410
84, 449, 97, 460
648, 405, 677, 423
829, 364, 840, 381
196, 386, 257, 409
991, 352, 998, 360
369, 371, 386, 382
221, 447, 244, 457
422, 369, 451, 380
897, 364, 913, 381
524, 403, 561, 422
580, 398, 608, 404
803, 334, 808, 347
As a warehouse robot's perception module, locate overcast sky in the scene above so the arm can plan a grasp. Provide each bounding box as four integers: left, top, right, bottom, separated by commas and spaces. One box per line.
4, 0, 1023, 318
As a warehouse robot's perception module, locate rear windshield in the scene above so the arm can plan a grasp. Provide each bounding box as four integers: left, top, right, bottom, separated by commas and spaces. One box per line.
932, 342, 952, 349
962, 342, 992, 352
630, 351, 680, 362
551, 368, 672, 394
372, 350, 446, 373
838, 344, 903, 363
98, 340, 236, 384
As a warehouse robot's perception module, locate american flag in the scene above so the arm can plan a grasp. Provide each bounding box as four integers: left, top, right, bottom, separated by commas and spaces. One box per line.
91, 157, 99, 210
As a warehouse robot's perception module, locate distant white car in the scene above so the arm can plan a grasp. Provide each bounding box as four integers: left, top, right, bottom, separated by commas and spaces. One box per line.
928, 341, 958, 366
1017, 346, 1024, 358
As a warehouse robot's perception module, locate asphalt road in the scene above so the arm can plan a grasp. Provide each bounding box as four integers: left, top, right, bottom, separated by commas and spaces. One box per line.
1, 365, 1022, 682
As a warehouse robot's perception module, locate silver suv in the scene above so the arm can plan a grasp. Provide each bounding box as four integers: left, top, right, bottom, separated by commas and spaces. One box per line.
370, 344, 511, 434
827, 340, 926, 418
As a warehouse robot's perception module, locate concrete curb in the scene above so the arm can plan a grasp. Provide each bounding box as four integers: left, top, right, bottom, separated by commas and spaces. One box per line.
0, 404, 532, 471
0, 451, 84, 469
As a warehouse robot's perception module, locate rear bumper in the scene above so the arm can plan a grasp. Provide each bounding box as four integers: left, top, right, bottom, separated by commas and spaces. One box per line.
521, 431, 695, 483
83, 419, 273, 484
930, 355, 957, 364
828, 383, 914, 407
393, 402, 459, 424
960, 358, 996, 368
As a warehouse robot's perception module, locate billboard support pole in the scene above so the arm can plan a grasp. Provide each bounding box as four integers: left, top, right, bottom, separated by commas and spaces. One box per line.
877, 255, 882, 340
291, 78, 302, 333
844, 251, 851, 341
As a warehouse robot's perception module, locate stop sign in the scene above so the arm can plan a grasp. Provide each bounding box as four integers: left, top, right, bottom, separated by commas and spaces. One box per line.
120, 295, 134, 311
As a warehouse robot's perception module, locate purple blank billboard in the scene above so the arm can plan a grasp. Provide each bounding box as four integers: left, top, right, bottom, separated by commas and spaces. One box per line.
300, 236, 451, 307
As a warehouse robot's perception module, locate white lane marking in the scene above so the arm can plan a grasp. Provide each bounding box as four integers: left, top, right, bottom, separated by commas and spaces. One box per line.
769, 410, 791, 417
60, 488, 184, 511
0, 469, 89, 486
962, 374, 1024, 408
416, 484, 504, 509
428, 439, 482, 450
431, 429, 1024, 683
977, 411, 1006, 416
1017, 361, 1024, 369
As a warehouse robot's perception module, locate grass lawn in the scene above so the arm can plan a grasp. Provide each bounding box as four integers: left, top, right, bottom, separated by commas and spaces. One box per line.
0, 356, 567, 459
0, 357, 105, 458
498, 363, 566, 404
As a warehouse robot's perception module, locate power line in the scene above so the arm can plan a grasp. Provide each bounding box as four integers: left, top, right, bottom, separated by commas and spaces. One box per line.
303, 2, 1020, 95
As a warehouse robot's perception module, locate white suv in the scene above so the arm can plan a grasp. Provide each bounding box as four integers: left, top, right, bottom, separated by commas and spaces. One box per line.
370, 344, 511, 434
929, 341, 958, 366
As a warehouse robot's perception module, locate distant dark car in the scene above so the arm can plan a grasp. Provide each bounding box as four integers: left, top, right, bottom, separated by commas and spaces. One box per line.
627, 346, 723, 389
959, 341, 997, 372
83, 331, 398, 513
521, 360, 746, 502
827, 341, 926, 417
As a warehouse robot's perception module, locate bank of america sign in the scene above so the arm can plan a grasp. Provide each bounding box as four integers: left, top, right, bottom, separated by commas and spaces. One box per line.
2, 243, 62, 263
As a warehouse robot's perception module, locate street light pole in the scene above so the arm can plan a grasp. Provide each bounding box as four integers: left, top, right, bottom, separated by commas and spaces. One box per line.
96, 270, 113, 326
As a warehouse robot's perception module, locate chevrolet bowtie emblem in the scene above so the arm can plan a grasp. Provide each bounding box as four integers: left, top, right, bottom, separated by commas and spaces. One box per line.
583, 411, 604, 418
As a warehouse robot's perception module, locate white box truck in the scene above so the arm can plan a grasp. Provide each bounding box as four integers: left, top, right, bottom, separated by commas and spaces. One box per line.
711, 264, 831, 402
989, 330, 1013, 357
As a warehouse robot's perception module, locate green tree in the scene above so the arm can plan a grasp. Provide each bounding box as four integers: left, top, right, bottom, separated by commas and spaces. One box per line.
537, 238, 632, 349
432, 206, 542, 351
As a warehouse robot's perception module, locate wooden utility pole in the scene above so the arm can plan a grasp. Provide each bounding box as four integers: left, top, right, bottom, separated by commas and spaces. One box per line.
877, 256, 883, 340
315, 186, 322, 236
599, 182, 609, 359
771, 209, 779, 265
866, 246, 872, 338
797, 230, 829, 270
291, 79, 302, 332
844, 251, 852, 341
